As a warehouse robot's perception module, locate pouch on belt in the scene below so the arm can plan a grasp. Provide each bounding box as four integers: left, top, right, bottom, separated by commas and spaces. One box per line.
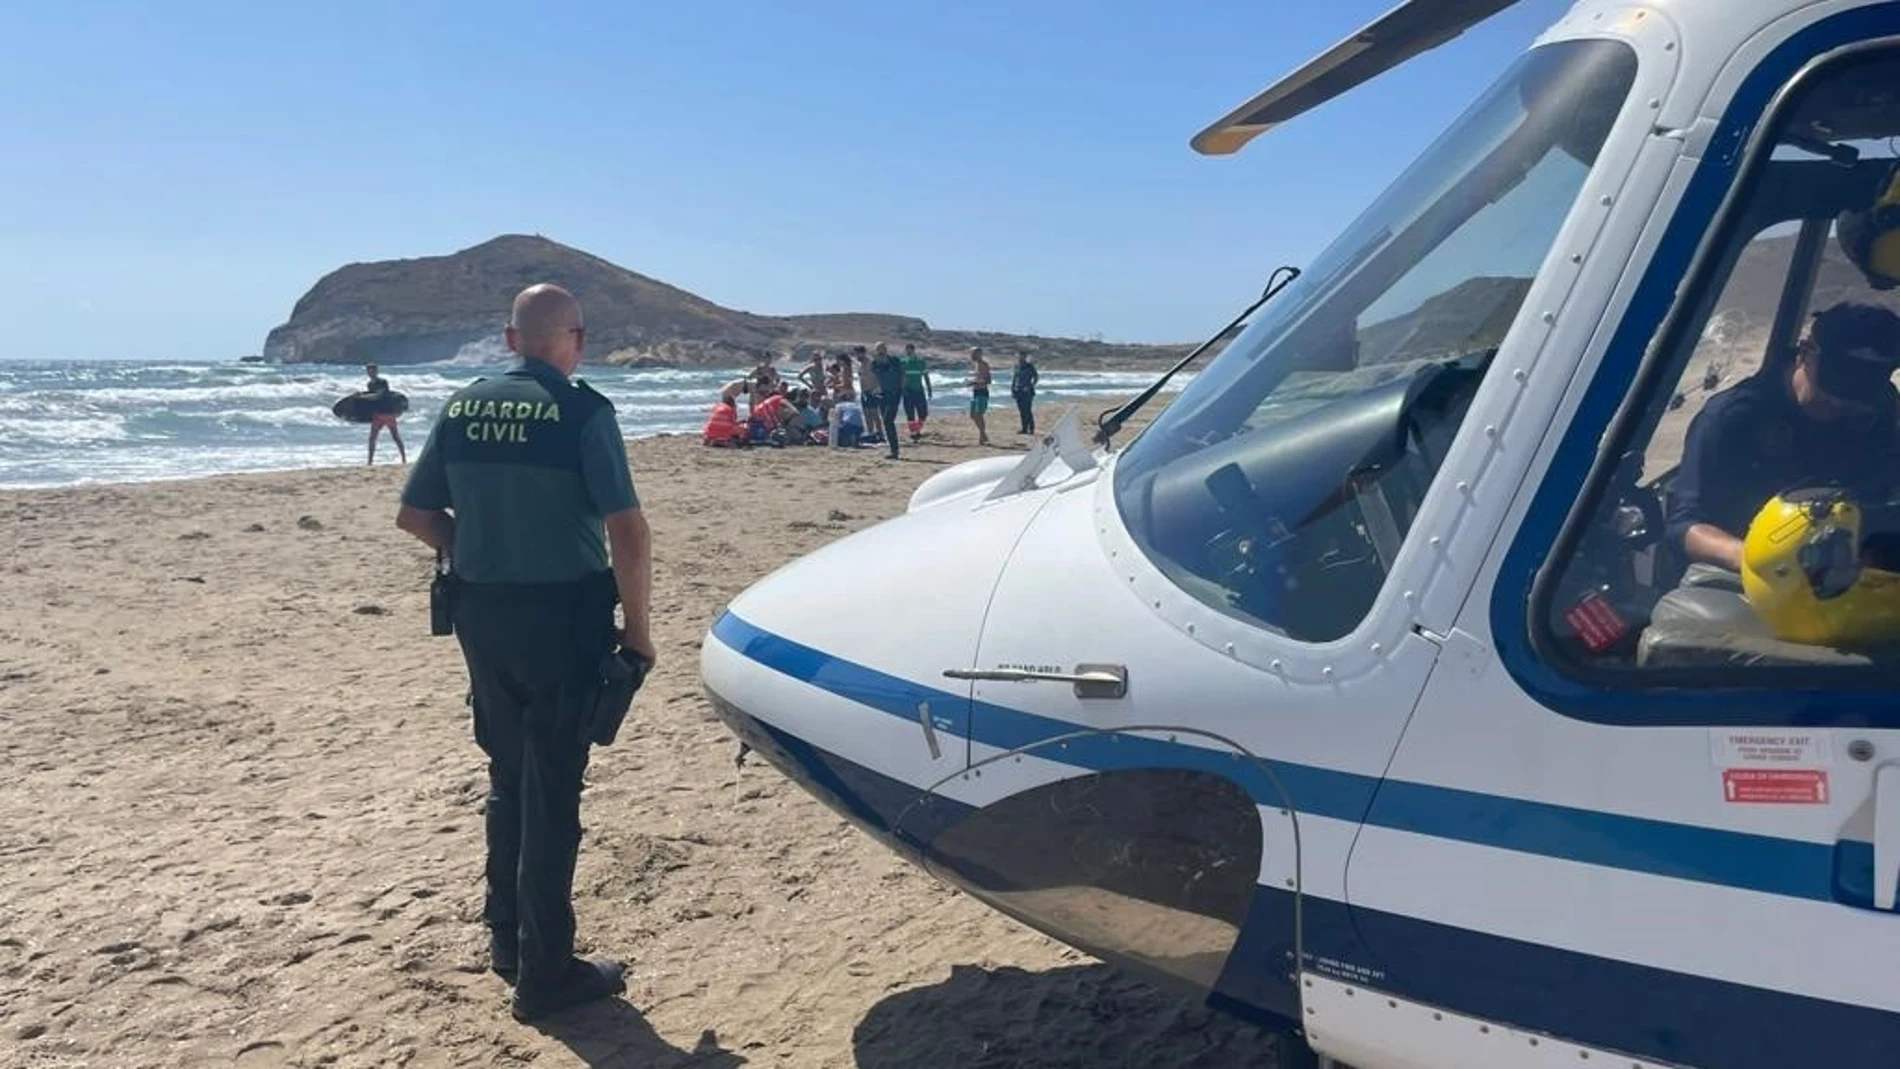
587, 648, 649, 746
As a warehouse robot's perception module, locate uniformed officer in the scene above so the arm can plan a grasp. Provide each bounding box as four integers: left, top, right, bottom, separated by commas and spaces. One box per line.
1668, 300, 1900, 576
395, 282, 656, 1023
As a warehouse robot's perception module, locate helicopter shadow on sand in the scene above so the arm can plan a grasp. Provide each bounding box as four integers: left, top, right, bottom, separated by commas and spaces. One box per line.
851, 961, 1301, 1069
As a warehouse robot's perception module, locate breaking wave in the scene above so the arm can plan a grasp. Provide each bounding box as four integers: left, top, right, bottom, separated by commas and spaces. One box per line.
0, 358, 1185, 488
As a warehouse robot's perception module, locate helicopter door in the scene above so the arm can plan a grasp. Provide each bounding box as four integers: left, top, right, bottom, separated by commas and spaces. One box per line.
1342, 27, 1900, 1069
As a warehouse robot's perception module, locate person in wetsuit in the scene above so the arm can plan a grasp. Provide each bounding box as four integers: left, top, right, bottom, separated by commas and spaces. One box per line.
1010, 350, 1039, 436
869, 343, 906, 459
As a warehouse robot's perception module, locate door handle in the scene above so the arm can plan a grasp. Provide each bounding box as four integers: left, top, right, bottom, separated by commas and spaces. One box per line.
943, 663, 1127, 699
1876, 763, 1900, 911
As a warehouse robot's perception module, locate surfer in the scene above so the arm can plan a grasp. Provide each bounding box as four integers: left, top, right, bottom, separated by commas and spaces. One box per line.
364, 364, 406, 466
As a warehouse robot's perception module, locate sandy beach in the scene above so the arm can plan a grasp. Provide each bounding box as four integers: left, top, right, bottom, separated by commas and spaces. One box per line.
0, 399, 1286, 1068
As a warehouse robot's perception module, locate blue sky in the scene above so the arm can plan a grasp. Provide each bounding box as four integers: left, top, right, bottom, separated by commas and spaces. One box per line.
0, 0, 1572, 361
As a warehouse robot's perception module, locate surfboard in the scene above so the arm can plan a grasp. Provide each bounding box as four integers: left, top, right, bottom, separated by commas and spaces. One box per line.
331, 390, 409, 424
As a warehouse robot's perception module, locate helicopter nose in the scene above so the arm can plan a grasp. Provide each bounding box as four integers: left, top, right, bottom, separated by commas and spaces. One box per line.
699, 490, 1053, 847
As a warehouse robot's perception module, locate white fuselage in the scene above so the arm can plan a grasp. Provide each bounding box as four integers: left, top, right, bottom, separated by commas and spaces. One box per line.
702, 3, 1900, 1066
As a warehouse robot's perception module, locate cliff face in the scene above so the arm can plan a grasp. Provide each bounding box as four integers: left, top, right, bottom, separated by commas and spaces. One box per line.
261, 234, 792, 365
260, 234, 1194, 368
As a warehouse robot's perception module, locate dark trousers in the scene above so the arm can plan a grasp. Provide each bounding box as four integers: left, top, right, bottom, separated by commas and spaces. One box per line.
452, 574, 614, 993
1014, 391, 1035, 434
877, 394, 902, 456
901, 387, 928, 426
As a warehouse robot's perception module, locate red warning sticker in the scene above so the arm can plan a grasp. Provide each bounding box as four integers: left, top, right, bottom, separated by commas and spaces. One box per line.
1563, 591, 1629, 654
1722, 769, 1829, 804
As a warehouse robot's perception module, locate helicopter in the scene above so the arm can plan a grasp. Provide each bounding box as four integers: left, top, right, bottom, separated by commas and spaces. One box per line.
699, 0, 1900, 1065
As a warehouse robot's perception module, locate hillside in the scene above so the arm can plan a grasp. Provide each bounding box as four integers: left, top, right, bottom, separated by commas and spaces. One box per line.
1356, 276, 1533, 366
1721, 227, 1900, 326
262, 233, 1614, 373
260, 235, 1198, 369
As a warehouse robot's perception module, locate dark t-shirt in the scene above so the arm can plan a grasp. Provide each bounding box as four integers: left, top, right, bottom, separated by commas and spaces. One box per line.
401, 359, 638, 584
1666, 368, 1900, 550
870, 354, 904, 397
366, 375, 389, 396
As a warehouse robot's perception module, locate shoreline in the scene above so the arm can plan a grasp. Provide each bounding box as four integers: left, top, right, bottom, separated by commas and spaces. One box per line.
0, 393, 1157, 495
0, 432, 699, 495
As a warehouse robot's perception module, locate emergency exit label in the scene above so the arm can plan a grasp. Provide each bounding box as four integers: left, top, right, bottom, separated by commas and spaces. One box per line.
1710, 730, 1832, 768
1722, 769, 1829, 804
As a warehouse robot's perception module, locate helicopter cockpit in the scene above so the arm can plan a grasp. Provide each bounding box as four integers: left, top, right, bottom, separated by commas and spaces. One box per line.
1538, 45, 1900, 675
1113, 37, 1637, 643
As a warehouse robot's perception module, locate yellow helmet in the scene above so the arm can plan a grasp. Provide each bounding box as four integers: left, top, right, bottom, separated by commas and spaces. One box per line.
1741, 487, 1900, 646
1837, 163, 1900, 291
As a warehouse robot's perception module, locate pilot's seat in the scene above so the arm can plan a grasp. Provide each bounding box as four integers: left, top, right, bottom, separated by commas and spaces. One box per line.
1635, 566, 1872, 667
1635, 483, 1900, 670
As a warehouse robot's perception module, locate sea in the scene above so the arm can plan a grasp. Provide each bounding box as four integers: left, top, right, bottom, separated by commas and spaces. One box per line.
0, 356, 1180, 489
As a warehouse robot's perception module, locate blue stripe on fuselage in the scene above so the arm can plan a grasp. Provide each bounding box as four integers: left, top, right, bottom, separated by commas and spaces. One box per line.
1238, 883, 1900, 1069
709, 609, 1841, 903
706, 680, 1900, 1069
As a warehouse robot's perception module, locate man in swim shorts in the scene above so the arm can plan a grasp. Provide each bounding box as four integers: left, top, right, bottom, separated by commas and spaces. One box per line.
967, 347, 992, 446
364, 363, 407, 466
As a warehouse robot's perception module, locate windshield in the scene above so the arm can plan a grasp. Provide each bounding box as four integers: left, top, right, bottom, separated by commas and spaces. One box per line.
1112, 38, 1638, 643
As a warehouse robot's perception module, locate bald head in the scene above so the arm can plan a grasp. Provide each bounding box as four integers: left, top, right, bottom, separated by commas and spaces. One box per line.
507, 283, 584, 362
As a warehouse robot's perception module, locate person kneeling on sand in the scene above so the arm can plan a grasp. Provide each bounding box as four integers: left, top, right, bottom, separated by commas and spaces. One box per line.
749, 389, 798, 447
830, 398, 866, 448
785, 388, 824, 445
702, 396, 747, 447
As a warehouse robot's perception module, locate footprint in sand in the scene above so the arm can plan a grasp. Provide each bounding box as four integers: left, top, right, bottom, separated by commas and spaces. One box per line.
233, 1039, 288, 1067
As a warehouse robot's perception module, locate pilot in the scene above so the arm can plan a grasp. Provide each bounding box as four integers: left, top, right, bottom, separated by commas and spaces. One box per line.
1668, 300, 1900, 581
395, 283, 656, 1023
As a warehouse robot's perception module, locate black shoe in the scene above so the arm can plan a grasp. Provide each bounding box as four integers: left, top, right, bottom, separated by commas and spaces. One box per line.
511, 956, 627, 1023
490, 932, 519, 985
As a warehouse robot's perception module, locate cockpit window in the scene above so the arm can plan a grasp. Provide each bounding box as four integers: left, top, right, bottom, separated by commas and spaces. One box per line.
1112, 39, 1638, 642
1540, 48, 1900, 680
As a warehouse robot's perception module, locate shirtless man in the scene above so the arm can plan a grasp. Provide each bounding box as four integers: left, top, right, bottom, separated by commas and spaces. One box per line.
826, 355, 858, 447
966, 347, 993, 446
854, 347, 882, 443
799, 352, 829, 408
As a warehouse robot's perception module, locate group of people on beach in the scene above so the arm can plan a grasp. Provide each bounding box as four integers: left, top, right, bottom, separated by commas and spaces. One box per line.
701, 342, 1040, 459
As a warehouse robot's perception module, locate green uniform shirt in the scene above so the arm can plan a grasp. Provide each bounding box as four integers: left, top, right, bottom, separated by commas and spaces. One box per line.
900, 354, 929, 391
401, 359, 638, 584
